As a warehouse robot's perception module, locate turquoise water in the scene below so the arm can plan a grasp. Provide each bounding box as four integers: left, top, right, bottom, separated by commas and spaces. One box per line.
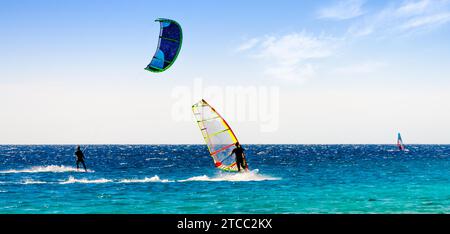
0, 145, 449, 214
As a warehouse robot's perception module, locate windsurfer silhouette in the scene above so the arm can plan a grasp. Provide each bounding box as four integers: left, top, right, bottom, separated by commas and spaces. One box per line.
230, 142, 248, 172
75, 146, 87, 172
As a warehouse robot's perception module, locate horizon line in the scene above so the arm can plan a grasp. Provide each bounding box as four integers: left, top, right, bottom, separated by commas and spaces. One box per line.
1, 143, 450, 146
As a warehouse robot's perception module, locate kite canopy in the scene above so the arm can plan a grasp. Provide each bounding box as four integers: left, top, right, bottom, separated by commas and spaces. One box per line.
192, 99, 245, 172
145, 18, 182, 73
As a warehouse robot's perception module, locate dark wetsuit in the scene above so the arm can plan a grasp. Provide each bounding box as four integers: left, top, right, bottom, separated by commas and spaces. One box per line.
75, 149, 87, 172
231, 146, 246, 172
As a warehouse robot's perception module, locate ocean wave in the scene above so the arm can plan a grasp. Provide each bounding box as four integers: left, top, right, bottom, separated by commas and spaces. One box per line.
3, 171, 278, 185
178, 170, 281, 182
118, 175, 173, 183
60, 176, 111, 184
21, 179, 47, 185
0, 165, 94, 174
60, 175, 173, 184
145, 157, 168, 161
147, 164, 175, 169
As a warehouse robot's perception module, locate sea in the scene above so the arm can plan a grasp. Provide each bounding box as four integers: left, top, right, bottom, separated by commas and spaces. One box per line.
0, 145, 449, 214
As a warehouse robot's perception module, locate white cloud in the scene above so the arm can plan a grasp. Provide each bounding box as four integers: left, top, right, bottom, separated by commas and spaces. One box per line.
255, 34, 335, 62
396, 0, 432, 16
238, 33, 338, 82
237, 1, 450, 84
235, 38, 261, 52
348, 0, 450, 37
401, 12, 450, 30
317, 0, 366, 20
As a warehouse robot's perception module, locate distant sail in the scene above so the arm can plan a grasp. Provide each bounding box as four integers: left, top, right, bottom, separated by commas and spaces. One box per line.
192, 99, 247, 172
145, 18, 182, 73
397, 133, 406, 151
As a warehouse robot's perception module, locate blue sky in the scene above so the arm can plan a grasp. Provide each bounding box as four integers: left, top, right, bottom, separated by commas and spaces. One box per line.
1, 0, 450, 144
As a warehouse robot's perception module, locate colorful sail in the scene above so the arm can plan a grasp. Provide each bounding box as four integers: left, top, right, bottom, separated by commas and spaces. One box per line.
192, 99, 247, 172
397, 133, 406, 151
145, 18, 182, 73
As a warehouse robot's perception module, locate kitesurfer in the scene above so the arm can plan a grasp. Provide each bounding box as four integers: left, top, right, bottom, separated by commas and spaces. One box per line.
75, 146, 87, 172
230, 142, 247, 172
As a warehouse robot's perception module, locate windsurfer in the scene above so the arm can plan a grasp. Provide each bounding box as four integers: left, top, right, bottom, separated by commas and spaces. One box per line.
230, 142, 247, 172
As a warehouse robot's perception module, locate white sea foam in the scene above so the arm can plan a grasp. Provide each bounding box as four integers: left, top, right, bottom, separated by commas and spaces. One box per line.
21, 179, 47, 184
0, 165, 94, 174
59, 175, 172, 184
60, 176, 111, 184
118, 175, 173, 183
5, 170, 278, 185
178, 170, 281, 182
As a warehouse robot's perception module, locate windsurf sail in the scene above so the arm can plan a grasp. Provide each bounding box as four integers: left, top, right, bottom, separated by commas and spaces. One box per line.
192, 99, 248, 172
397, 133, 406, 151
145, 18, 182, 73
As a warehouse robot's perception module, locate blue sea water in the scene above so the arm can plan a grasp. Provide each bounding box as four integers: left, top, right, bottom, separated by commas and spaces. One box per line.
0, 145, 449, 214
